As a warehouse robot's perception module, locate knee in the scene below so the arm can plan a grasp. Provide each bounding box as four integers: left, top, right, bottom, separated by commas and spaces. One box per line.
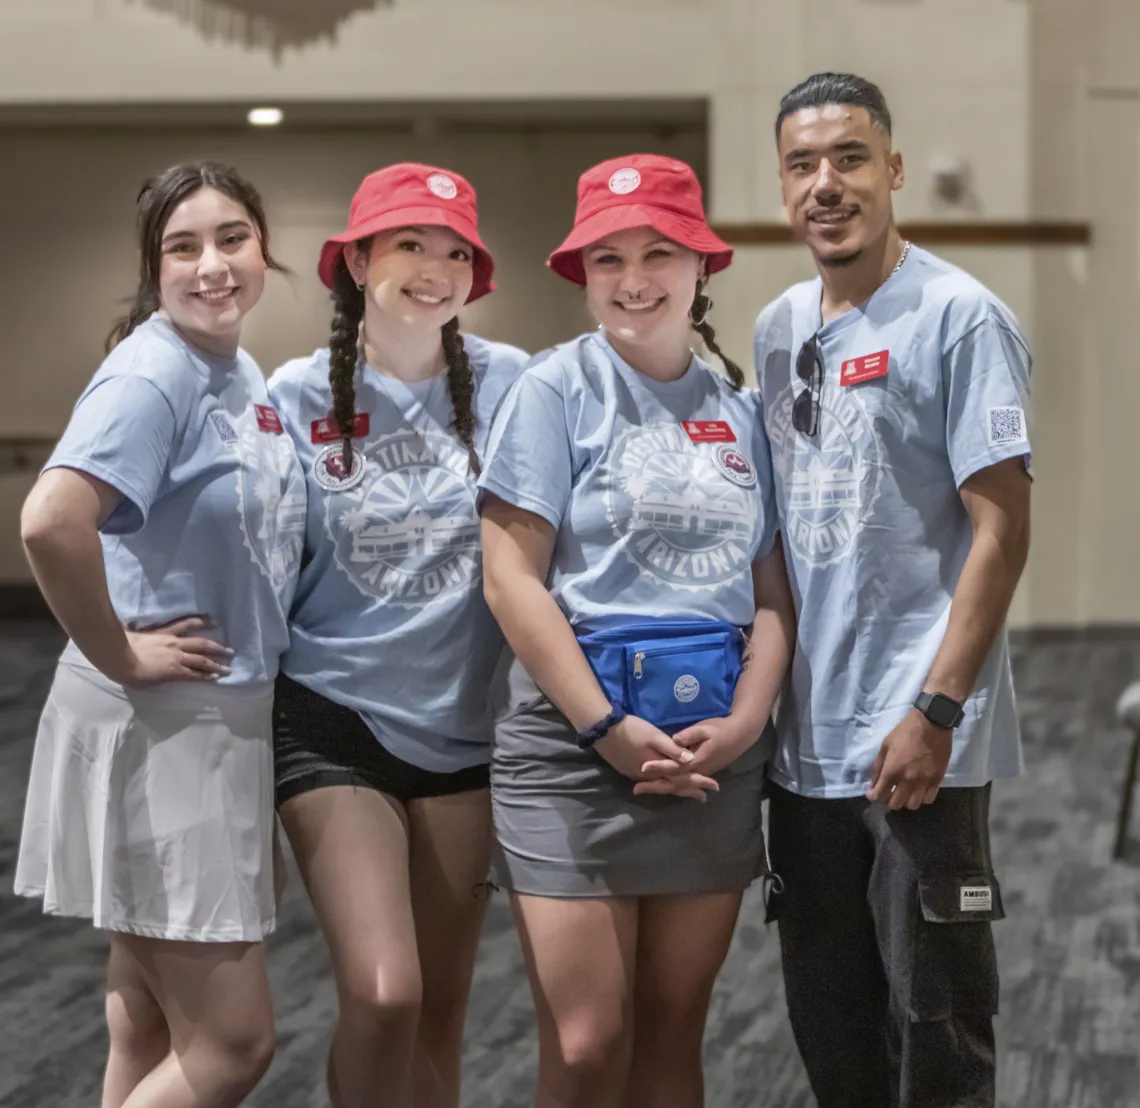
339, 965, 423, 1036
217, 1014, 277, 1087
634, 991, 709, 1054
552, 1018, 632, 1092
186, 1010, 275, 1097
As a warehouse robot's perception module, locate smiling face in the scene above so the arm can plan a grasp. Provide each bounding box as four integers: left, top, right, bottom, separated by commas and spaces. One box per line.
345, 224, 475, 335
157, 186, 267, 356
581, 225, 703, 355
777, 103, 904, 268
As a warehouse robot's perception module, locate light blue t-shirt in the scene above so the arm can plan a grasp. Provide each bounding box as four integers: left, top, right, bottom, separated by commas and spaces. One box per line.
752, 246, 1031, 798
477, 331, 779, 631
48, 315, 306, 688
269, 334, 529, 772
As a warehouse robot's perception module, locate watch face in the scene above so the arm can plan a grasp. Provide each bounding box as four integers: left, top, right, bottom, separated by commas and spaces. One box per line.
927, 693, 963, 729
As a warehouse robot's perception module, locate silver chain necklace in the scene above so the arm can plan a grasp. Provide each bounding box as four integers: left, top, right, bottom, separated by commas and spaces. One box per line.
888, 240, 912, 282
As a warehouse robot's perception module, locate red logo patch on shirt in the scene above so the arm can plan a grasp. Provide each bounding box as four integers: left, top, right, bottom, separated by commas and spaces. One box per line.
840, 350, 890, 386
254, 404, 283, 434
681, 420, 736, 444
311, 411, 370, 443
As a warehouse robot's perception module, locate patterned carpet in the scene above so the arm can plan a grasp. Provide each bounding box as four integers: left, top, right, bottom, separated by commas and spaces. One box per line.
1, 621, 1139, 1108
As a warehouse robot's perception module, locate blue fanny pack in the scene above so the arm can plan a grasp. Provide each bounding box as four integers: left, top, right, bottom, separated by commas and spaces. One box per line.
576, 619, 744, 734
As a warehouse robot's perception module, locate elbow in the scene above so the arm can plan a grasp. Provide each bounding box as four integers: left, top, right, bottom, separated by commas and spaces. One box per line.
20, 493, 62, 554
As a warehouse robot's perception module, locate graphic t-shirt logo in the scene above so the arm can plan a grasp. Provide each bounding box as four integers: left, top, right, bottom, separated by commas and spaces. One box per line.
234, 408, 306, 593
767, 378, 881, 567
605, 423, 758, 590
324, 429, 480, 607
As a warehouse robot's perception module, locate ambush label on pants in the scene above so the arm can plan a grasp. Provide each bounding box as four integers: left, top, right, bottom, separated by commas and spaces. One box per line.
959, 885, 993, 912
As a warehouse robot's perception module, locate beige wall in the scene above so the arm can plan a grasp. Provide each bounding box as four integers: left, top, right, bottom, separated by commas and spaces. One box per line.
1, 0, 1136, 628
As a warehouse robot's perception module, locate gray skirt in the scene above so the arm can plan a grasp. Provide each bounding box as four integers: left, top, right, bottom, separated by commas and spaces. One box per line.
491, 662, 771, 898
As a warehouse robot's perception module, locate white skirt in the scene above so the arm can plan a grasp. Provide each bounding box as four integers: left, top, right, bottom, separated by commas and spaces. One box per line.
14, 656, 278, 942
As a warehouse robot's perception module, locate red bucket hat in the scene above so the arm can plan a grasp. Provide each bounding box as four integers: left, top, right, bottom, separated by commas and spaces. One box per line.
548, 154, 733, 285
317, 163, 495, 303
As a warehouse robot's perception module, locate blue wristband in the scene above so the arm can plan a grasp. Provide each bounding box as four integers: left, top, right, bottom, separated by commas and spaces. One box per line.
576, 705, 627, 750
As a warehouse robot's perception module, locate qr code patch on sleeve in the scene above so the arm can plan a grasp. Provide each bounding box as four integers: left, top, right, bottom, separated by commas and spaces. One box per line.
986, 406, 1027, 447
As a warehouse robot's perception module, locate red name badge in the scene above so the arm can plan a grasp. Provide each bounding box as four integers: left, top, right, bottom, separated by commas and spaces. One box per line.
841, 350, 890, 386
254, 404, 283, 434
311, 411, 370, 443
682, 420, 736, 443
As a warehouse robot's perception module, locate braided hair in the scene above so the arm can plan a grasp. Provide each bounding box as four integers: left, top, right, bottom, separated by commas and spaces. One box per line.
690, 282, 745, 390
441, 315, 481, 477
328, 257, 365, 472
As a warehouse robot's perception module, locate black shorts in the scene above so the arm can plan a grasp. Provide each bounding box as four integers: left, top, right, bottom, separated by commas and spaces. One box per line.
272, 675, 490, 807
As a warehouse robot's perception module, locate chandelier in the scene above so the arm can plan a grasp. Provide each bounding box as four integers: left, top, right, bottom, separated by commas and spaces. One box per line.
137, 1, 393, 55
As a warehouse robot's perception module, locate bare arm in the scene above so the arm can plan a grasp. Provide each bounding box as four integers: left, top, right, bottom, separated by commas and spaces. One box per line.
867, 456, 1031, 807
638, 541, 797, 784
480, 493, 610, 732
481, 494, 714, 796
728, 542, 798, 738
923, 456, 1031, 701
21, 467, 231, 686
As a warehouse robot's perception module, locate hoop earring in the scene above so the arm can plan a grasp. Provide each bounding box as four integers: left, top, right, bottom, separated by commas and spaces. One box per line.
690, 293, 713, 328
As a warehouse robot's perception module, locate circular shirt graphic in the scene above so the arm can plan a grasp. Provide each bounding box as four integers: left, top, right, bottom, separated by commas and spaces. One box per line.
674, 674, 700, 703
313, 442, 366, 492
427, 173, 459, 200
605, 423, 758, 590
608, 167, 641, 195
324, 428, 480, 607
765, 381, 881, 567
713, 444, 757, 488
235, 409, 306, 593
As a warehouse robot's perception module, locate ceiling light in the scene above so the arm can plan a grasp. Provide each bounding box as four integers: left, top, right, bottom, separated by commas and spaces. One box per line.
247, 107, 284, 127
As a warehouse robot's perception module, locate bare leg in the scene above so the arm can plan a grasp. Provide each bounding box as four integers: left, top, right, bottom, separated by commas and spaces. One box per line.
101, 935, 170, 1108
115, 937, 274, 1108
281, 786, 421, 1108
406, 788, 494, 1108
624, 892, 743, 1108
512, 893, 639, 1108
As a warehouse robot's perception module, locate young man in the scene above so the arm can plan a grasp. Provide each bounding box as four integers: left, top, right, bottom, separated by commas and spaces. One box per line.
753, 72, 1032, 1108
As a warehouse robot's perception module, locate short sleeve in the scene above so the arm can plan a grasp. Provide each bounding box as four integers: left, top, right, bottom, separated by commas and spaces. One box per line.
942, 316, 1032, 487
476, 371, 572, 530
46, 375, 178, 534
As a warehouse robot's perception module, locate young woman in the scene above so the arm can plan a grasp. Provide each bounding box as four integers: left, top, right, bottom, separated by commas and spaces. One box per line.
266, 163, 528, 1108
15, 162, 305, 1108
478, 153, 797, 1108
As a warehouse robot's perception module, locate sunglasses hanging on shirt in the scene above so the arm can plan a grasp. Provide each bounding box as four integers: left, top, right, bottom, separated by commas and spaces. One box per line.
792, 334, 823, 436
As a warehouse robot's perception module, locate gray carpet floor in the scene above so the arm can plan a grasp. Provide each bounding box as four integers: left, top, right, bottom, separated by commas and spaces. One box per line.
2, 621, 1139, 1107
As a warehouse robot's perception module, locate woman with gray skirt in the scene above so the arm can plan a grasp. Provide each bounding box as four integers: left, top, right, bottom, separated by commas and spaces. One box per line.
477, 153, 797, 1108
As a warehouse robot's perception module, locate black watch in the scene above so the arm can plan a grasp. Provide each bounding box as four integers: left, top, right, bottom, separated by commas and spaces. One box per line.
914, 691, 965, 730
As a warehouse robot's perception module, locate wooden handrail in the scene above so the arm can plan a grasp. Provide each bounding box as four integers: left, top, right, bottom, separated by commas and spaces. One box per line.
712, 221, 1092, 246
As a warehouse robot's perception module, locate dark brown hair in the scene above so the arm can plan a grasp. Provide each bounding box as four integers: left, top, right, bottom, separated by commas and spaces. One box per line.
691, 282, 745, 390
327, 248, 480, 475
106, 161, 285, 352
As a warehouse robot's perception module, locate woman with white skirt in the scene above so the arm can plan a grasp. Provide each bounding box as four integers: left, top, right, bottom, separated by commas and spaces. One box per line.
478, 154, 797, 1108
15, 161, 305, 1108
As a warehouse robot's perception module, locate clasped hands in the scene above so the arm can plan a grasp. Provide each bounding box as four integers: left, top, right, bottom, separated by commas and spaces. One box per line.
594, 713, 758, 802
